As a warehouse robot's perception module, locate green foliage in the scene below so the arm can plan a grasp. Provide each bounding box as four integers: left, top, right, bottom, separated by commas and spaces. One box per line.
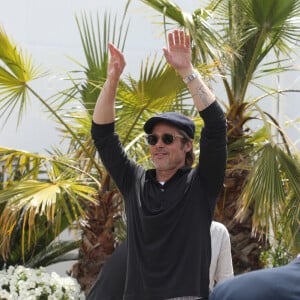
260, 231, 293, 267
0, 27, 45, 127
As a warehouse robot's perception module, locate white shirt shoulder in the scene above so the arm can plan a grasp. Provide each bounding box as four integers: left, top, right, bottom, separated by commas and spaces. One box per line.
209, 221, 234, 290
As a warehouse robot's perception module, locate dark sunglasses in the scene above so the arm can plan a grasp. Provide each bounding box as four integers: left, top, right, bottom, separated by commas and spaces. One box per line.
145, 133, 184, 145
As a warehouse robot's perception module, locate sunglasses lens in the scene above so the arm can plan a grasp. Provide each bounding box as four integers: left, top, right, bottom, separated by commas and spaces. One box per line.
162, 134, 174, 145
146, 134, 176, 145
147, 134, 158, 145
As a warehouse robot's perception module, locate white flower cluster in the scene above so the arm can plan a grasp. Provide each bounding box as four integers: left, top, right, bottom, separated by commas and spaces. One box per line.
0, 265, 85, 300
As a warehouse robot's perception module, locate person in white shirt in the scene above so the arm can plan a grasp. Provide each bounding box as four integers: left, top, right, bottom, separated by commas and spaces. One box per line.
87, 221, 233, 299
209, 221, 234, 290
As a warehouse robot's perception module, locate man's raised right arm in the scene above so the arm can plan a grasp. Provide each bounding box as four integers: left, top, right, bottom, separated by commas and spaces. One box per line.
92, 43, 126, 124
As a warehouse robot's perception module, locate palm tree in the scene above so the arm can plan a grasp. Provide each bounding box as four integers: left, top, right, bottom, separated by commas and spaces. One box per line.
139, 0, 300, 273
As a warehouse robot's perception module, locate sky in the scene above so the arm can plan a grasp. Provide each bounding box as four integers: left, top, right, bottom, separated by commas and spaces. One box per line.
0, 0, 299, 154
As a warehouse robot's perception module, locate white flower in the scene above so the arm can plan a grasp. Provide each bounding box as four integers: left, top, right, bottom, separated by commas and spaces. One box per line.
0, 289, 12, 300
0, 265, 85, 299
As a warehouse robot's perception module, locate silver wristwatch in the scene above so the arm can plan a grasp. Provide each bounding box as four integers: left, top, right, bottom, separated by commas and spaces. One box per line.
183, 71, 199, 84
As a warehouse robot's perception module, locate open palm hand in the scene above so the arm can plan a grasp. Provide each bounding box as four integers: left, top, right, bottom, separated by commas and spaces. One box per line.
163, 30, 192, 72
107, 43, 126, 82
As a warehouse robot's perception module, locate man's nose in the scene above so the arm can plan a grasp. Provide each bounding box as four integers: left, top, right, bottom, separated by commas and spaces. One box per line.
155, 137, 165, 146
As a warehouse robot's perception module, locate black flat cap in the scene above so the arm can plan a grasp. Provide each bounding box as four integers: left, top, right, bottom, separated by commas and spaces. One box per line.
144, 112, 195, 139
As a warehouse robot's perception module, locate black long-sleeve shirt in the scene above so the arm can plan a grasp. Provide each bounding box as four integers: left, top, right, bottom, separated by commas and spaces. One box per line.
91, 101, 227, 300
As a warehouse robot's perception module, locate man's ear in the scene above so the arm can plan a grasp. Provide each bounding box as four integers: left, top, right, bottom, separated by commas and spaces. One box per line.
184, 141, 193, 152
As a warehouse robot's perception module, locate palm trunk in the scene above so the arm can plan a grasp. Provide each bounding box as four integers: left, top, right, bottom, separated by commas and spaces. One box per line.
215, 122, 269, 274
70, 176, 123, 295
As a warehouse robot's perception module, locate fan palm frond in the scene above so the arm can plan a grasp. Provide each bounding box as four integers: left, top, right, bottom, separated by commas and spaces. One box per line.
0, 27, 45, 126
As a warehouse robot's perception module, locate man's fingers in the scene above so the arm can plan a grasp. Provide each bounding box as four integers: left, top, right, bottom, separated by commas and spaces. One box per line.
168, 30, 189, 48
185, 34, 190, 48
109, 43, 119, 55
163, 48, 171, 63
173, 30, 180, 45
168, 32, 174, 48
108, 42, 116, 55
179, 31, 185, 44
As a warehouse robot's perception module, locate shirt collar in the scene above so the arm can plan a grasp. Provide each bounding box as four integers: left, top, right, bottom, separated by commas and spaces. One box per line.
146, 167, 191, 182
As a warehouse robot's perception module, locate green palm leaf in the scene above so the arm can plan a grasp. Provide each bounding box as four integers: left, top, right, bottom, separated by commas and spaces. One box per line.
5, 213, 71, 266
238, 144, 286, 230
0, 179, 96, 258
0, 27, 45, 126
140, 0, 222, 63
74, 9, 130, 113
239, 143, 300, 250
225, 0, 300, 100
0, 147, 98, 259
26, 240, 81, 268
49, 8, 131, 168
245, 0, 300, 47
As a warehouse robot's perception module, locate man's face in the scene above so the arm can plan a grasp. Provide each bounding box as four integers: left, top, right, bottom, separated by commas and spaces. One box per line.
148, 123, 192, 172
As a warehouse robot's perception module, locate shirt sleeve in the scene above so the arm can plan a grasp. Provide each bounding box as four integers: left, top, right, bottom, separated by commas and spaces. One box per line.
91, 121, 143, 197
198, 101, 227, 211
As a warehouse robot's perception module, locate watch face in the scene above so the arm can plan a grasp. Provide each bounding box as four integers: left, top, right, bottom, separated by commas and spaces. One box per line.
184, 71, 199, 83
